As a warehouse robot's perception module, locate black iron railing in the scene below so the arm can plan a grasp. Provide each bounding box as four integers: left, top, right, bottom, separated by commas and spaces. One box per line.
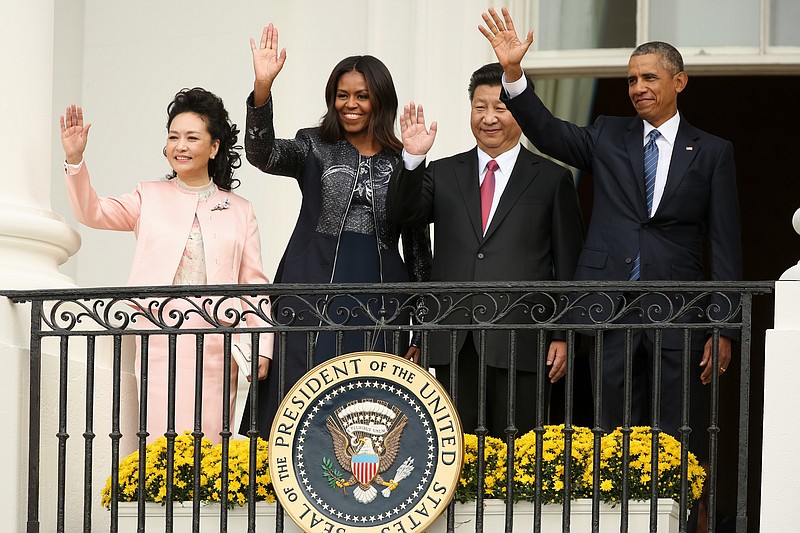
2, 281, 773, 533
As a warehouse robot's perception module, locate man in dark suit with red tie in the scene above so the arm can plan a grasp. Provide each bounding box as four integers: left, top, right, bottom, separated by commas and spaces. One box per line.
478, 8, 743, 450
389, 63, 584, 438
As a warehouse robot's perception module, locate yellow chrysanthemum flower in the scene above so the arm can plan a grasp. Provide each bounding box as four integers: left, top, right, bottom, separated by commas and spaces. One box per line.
100, 434, 273, 509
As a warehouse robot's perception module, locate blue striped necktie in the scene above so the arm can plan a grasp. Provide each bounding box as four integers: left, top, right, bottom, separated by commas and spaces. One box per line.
629, 129, 661, 281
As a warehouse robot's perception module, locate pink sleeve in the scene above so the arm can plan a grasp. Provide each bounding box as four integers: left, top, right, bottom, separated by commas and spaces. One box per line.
64, 162, 141, 231
237, 200, 274, 359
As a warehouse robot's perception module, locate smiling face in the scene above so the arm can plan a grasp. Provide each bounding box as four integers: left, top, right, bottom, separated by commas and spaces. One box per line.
334, 71, 373, 142
470, 83, 522, 158
165, 112, 220, 185
627, 53, 687, 127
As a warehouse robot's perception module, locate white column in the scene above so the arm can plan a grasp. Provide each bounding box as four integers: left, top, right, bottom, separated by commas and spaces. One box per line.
0, 2, 80, 532
0, 0, 80, 289
761, 208, 800, 531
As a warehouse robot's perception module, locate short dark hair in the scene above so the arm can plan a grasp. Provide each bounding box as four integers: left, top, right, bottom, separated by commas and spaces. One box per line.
318, 55, 402, 153
631, 41, 684, 75
468, 63, 505, 101
166, 87, 241, 190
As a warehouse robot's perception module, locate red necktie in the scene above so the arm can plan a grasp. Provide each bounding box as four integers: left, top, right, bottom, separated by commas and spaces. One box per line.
481, 159, 498, 232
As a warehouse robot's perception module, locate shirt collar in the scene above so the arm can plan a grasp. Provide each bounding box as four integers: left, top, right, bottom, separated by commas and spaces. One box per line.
476, 143, 521, 176
644, 112, 680, 147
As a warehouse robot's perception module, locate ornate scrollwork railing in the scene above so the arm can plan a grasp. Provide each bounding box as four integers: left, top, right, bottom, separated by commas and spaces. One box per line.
7, 281, 756, 336
0, 280, 773, 533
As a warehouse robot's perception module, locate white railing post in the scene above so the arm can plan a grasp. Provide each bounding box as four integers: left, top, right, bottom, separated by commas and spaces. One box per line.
761, 207, 800, 531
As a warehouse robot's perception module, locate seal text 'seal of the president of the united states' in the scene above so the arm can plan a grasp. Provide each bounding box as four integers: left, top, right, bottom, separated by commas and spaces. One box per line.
269, 352, 463, 533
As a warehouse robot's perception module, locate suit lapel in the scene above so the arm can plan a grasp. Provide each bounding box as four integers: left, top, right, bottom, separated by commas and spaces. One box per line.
483, 147, 539, 241
656, 120, 700, 214
624, 118, 649, 217
454, 148, 484, 241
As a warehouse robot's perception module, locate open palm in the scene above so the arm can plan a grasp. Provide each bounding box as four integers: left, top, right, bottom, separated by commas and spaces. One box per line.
478, 7, 533, 69
60, 104, 91, 163
251, 23, 286, 84
400, 102, 437, 156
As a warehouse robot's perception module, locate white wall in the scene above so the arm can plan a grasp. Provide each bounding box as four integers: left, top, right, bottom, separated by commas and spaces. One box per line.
54, 0, 496, 287
50, 0, 86, 283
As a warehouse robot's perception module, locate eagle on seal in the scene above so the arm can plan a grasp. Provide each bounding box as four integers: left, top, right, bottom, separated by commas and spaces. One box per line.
325, 400, 409, 504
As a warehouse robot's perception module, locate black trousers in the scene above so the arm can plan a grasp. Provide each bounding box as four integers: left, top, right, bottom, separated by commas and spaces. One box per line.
589, 328, 706, 455
433, 333, 548, 438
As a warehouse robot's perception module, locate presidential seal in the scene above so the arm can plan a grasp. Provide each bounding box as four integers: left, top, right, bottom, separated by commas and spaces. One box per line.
269, 352, 463, 533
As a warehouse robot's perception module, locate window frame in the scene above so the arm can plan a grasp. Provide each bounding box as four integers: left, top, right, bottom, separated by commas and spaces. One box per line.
507, 0, 800, 79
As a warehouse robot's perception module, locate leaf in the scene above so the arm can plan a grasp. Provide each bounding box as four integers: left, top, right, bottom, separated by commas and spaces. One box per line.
321, 457, 344, 488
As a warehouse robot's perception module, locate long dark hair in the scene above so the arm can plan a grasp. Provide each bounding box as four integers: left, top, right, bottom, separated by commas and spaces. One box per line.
165, 87, 241, 190
318, 55, 402, 153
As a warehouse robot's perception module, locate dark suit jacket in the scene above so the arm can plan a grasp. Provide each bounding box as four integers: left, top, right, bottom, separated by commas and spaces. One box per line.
503, 81, 743, 349
389, 146, 584, 371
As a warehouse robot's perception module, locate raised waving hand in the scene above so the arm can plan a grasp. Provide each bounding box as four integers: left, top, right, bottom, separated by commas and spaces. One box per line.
478, 7, 533, 83
60, 104, 91, 165
400, 102, 437, 157
250, 23, 287, 106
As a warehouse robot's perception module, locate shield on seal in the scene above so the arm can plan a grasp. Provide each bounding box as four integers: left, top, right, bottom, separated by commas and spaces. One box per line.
351, 453, 379, 485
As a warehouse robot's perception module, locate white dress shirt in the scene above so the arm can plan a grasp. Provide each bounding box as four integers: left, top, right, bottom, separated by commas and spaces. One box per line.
643, 113, 680, 216
402, 143, 522, 235
477, 144, 520, 234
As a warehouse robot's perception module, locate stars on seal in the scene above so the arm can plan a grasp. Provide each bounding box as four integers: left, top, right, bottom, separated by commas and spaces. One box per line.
293, 379, 439, 526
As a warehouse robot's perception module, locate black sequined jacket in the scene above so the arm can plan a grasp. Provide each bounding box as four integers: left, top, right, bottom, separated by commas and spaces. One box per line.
245, 93, 431, 286
240, 94, 432, 438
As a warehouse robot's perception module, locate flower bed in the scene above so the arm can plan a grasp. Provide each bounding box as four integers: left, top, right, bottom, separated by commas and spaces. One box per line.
102, 432, 275, 508
587, 426, 705, 503
104, 426, 704, 510
456, 425, 705, 505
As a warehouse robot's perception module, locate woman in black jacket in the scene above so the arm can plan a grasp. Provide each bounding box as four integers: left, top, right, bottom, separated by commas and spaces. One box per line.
240, 24, 431, 437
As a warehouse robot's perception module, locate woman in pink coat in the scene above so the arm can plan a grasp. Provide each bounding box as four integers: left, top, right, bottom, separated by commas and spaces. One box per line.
60, 88, 272, 443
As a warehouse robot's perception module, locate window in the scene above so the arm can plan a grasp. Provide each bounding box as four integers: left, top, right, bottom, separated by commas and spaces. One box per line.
649, 0, 760, 48
771, 0, 800, 46
518, 0, 800, 77
537, 0, 636, 50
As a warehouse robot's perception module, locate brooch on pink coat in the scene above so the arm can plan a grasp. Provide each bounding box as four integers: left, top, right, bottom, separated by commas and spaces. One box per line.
211, 197, 230, 211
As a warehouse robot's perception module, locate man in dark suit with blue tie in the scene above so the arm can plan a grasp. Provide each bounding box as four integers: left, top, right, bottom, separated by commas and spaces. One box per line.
478, 8, 743, 449
389, 63, 584, 438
